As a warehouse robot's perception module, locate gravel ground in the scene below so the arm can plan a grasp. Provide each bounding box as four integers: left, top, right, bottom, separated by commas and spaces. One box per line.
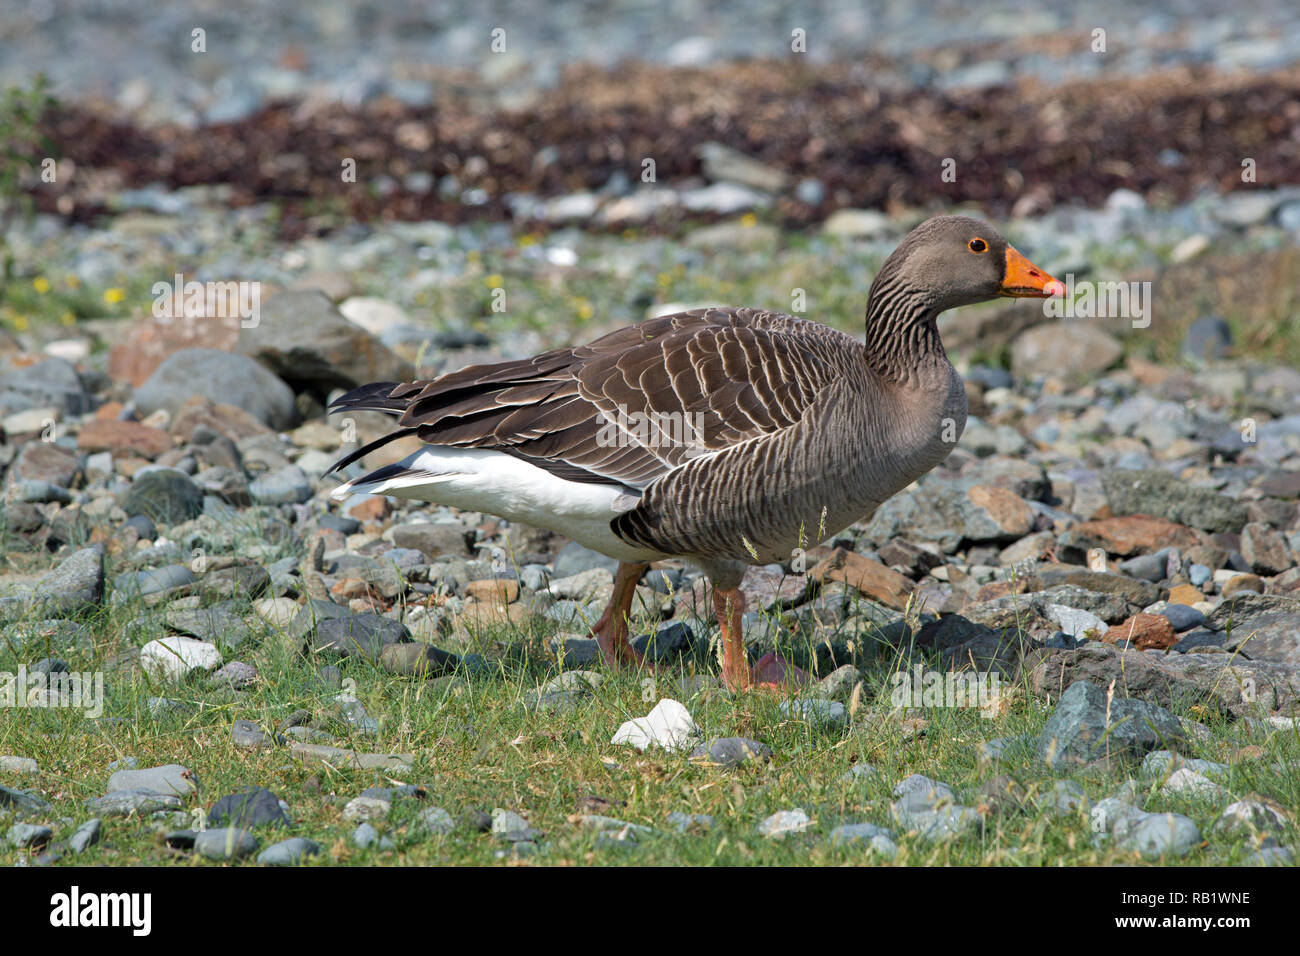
1, 0, 1298, 869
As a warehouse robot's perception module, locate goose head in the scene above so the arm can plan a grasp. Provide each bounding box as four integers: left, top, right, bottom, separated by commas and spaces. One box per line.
876, 215, 1065, 313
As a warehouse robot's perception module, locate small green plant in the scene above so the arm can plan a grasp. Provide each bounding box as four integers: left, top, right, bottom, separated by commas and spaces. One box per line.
0, 73, 54, 239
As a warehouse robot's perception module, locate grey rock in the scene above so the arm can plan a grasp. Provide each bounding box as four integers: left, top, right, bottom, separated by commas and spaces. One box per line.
666, 812, 714, 833
1011, 321, 1122, 380
0, 357, 90, 415
491, 808, 541, 842
1101, 469, 1248, 534
1240, 523, 1291, 576
1182, 316, 1233, 361
413, 807, 456, 836
1215, 800, 1288, 840
1211, 593, 1300, 665
87, 790, 183, 816
1245, 846, 1294, 866
1037, 680, 1187, 767
1114, 811, 1202, 859
893, 775, 956, 803
208, 787, 289, 829
828, 822, 894, 847
123, 470, 204, 525
106, 764, 195, 797
352, 822, 386, 849
630, 621, 697, 662
114, 563, 196, 598
689, 737, 772, 767
15, 479, 72, 504
1049, 780, 1091, 816
167, 606, 254, 651
137, 348, 295, 430
7, 822, 53, 848
311, 613, 410, 660
248, 465, 313, 505
1162, 604, 1206, 632
68, 818, 101, 853
1173, 629, 1226, 652
2, 547, 105, 621
238, 290, 413, 394
1140, 750, 1227, 779
209, 661, 259, 690
756, 809, 811, 839
390, 521, 472, 558
194, 827, 260, 860
257, 837, 320, 866
552, 540, 621, 577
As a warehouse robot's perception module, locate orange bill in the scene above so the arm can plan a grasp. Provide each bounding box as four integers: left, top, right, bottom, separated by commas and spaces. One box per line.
1000, 246, 1065, 298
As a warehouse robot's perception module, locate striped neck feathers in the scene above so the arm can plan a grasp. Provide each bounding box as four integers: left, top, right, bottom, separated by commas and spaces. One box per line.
863, 260, 945, 382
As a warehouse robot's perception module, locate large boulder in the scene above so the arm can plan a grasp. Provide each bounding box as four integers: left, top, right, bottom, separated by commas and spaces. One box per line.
135, 348, 295, 430
237, 291, 414, 396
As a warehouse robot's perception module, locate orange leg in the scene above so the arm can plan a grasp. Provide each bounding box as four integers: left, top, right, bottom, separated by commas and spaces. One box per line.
713, 586, 809, 692
591, 562, 651, 669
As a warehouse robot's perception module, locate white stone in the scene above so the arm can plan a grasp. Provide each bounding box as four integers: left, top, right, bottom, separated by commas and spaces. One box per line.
757, 808, 811, 839
611, 699, 700, 752
1161, 768, 1227, 799
1046, 603, 1107, 638
342, 795, 391, 823
338, 296, 412, 336
139, 636, 222, 681
823, 208, 891, 238
253, 597, 299, 628
0, 756, 37, 774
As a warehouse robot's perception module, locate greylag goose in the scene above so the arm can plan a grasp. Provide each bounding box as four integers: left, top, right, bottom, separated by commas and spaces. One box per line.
327, 215, 1063, 690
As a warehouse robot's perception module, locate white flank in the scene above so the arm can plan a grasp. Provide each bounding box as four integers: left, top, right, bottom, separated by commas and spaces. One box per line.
332, 445, 662, 562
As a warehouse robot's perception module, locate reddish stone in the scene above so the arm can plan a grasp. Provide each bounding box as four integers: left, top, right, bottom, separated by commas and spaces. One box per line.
1222, 574, 1266, 598
95, 401, 125, 420
1102, 613, 1178, 650
108, 312, 242, 387
77, 419, 173, 459
347, 496, 390, 523
169, 395, 271, 443
464, 578, 520, 605
1167, 583, 1203, 606
809, 547, 914, 611
967, 484, 1034, 537
975, 578, 1031, 602
1065, 515, 1200, 556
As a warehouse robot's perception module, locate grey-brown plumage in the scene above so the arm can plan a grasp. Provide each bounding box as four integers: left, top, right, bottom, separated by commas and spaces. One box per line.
329, 215, 1063, 689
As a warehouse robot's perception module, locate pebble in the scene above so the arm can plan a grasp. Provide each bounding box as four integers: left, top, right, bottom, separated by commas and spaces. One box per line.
139, 636, 223, 681
611, 699, 700, 752
757, 809, 811, 839
194, 827, 260, 860
257, 837, 321, 866
689, 737, 771, 767
68, 818, 102, 853
106, 764, 195, 797
414, 807, 456, 836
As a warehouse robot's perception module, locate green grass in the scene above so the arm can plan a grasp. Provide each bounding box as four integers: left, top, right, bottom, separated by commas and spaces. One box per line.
3, 543, 1298, 866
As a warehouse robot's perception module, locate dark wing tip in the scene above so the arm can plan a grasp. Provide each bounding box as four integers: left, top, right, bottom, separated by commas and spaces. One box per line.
329, 382, 405, 413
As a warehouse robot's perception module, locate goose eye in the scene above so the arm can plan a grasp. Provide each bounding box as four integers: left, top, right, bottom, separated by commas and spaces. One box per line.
968, 238, 988, 253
